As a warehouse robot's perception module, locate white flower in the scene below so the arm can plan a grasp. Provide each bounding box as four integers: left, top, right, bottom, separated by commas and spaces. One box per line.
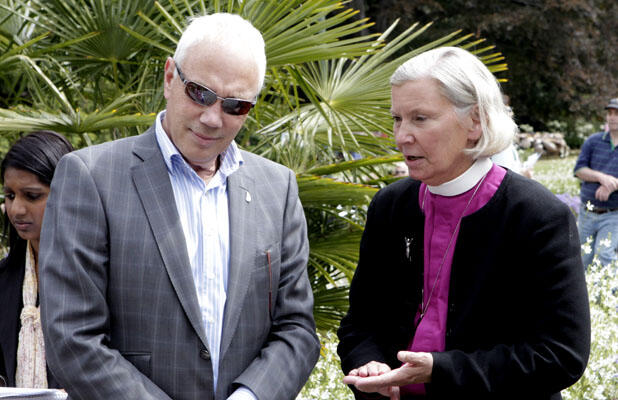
600, 238, 612, 248
586, 201, 594, 211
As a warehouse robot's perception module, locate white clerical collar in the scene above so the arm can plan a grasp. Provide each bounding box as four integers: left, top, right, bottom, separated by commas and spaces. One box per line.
427, 158, 493, 196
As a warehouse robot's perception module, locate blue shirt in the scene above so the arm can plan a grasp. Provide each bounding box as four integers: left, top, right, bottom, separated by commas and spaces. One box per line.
574, 131, 618, 208
155, 111, 242, 391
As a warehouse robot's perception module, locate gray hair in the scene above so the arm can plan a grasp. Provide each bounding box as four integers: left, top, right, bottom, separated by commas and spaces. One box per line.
390, 47, 516, 158
174, 13, 266, 91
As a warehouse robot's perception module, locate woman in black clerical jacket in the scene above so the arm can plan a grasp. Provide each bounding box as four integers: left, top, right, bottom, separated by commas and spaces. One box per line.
337, 47, 590, 400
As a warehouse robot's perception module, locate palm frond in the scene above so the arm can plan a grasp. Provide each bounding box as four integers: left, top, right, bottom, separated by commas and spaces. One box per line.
311, 284, 349, 331
0, 0, 514, 332
123, 0, 381, 68
298, 176, 377, 208
0, 94, 154, 133
305, 155, 403, 176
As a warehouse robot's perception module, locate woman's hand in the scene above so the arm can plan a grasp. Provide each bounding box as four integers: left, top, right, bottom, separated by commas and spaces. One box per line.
343, 352, 433, 399
343, 361, 400, 399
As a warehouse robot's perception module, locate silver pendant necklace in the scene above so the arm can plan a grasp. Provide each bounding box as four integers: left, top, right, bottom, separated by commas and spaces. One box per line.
417, 172, 488, 326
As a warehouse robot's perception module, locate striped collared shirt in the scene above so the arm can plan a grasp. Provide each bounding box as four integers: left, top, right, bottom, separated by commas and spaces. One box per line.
155, 111, 243, 389
575, 130, 618, 208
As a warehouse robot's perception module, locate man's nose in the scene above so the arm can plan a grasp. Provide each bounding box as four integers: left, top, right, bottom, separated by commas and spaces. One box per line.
199, 101, 224, 128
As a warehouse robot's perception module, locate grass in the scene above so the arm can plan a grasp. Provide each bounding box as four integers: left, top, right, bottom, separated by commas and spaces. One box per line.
532, 153, 580, 196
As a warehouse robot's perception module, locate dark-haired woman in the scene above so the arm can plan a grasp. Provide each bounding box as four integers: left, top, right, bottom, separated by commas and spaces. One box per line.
0, 131, 73, 388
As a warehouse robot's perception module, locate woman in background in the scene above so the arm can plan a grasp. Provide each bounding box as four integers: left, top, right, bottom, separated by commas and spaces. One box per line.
0, 131, 73, 387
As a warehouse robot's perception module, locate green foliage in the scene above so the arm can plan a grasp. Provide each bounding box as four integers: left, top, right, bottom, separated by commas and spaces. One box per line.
359, 0, 618, 133
297, 330, 354, 400
0, 0, 506, 332
544, 119, 601, 149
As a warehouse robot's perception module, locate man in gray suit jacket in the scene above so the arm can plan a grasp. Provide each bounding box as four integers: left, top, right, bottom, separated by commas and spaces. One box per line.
39, 13, 319, 400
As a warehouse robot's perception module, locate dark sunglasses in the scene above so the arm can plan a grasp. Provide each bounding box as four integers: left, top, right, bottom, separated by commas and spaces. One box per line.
174, 62, 255, 116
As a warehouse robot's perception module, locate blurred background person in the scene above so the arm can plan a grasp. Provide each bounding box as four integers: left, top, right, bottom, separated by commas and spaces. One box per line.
392, 162, 409, 178
490, 95, 535, 178
338, 47, 590, 399
0, 131, 73, 388
574, 97, 618, 268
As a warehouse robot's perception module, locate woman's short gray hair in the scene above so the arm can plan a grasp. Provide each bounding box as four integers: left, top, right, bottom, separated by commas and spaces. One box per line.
174, 13, 266, 91
390, 47, 516, 158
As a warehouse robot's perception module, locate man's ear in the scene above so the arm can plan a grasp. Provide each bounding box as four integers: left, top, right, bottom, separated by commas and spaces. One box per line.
163, 57, 175, 100
467, 105, 482, 141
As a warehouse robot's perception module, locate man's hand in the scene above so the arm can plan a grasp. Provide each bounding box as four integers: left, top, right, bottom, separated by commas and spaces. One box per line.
343, 352, 433, 400
343, 361, 400, 399
598, 173, 618, 193
595, 185, 612, 202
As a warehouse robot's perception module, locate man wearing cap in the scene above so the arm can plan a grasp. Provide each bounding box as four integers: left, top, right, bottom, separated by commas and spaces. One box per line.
574, 97, 618, 268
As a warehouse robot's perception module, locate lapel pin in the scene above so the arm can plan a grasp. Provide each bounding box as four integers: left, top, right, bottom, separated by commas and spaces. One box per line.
404, 236, 412, 262
245, 191, 252, 203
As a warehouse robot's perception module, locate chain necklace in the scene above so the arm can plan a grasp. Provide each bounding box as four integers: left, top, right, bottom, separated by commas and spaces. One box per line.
417, 172, 488, 326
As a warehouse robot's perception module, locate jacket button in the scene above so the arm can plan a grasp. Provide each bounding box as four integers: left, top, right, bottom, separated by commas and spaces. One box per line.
200, 349, 210, 360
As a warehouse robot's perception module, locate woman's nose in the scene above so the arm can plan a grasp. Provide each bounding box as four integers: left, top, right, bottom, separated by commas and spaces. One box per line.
8, 197, 27, 217
395, 124, 415, 146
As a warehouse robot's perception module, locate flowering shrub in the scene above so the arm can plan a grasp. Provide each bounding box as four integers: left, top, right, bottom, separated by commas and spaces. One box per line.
562, 259, 618, 400
297, 330, 354, 400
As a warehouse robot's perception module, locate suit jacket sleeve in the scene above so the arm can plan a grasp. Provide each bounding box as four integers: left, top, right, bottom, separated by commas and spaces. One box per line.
231, 168, 320, 400
39, 152, 172, 400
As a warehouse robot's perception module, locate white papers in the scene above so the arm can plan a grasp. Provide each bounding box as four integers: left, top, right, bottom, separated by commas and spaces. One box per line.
522, 152, 542, 170
0, 388, 67, 399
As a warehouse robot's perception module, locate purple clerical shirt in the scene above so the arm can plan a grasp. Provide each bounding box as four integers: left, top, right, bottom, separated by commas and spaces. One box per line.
402, 162, 506, 395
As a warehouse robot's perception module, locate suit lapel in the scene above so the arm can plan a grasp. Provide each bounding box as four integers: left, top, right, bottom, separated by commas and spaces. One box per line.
219, 167, 256, 359
130, 129, 209, 348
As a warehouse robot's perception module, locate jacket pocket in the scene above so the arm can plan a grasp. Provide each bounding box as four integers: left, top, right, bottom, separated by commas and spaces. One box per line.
121, 351, 151, 378
261, 244, 281, 318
